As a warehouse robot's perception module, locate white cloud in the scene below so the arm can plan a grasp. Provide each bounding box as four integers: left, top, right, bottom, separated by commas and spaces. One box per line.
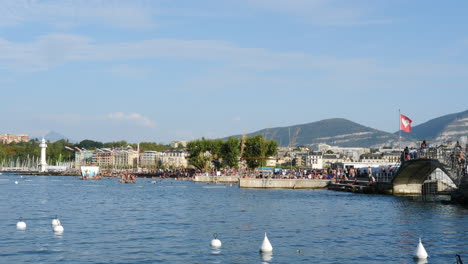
0, 34, 91, 71
107, 112, 156, 128
0, 0, 157, 29
1, 33, 467, 93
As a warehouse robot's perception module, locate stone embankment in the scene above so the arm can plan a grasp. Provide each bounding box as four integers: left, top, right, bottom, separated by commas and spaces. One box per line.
193, 175, 239, 183
239, 178, 330, 189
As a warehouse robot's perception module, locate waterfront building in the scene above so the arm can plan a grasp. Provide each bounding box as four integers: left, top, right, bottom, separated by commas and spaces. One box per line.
140, 151, 160, 166
359, 153, 386, 163
265, 157, 278, 167
158, 150, 188, 168
75, 150, 96, 166
95, 151, 114, 167
322, 153, 345, 167
0, 134, 29, 144
307, 151, 324, 169
274, 157, 287, 166
292, 152, 308, 167
382, 152, 401, 163
318, 143, 370, 161
170, 141, 187, 148
114, 150, 138, 168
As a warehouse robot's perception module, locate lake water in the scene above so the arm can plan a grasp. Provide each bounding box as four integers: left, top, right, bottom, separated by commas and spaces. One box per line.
1, 174, 468, 263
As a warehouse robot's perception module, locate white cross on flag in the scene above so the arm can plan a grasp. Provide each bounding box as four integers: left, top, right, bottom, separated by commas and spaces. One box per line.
400, 114, 412, 133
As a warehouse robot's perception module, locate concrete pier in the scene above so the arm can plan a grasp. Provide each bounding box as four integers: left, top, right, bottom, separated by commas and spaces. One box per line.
392, 159, 456, 195
239, 178, 330, 189
193, 175, 239, 183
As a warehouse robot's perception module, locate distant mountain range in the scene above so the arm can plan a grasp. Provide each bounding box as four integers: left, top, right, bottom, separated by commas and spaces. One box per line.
31, 110, 468, 148
228, 110, 468, 148
410, 110, 468, 143
43, 131, 72, 142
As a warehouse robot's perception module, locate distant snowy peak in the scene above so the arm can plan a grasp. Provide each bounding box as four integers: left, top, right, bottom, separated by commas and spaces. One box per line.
44, 131, 71, 142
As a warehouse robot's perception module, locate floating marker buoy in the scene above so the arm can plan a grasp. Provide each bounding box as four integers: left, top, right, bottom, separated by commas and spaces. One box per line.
16, 217, 26, 230
53, 224, 64, 234
414, 238, 428, 259
51, 216, 61, 227
210, 233, 222, 248
15, 181, 18, 184
259, 232, 273, 252
261, 251, 273, 262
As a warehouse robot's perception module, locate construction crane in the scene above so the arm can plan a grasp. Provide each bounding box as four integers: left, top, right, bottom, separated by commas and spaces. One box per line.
289, 127, 301, 149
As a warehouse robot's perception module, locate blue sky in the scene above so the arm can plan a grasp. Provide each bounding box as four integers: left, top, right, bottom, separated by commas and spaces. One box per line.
1, 0, 467, 143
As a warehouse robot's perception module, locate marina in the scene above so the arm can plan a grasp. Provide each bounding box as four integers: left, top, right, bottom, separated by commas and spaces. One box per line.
2, 173, 468, 263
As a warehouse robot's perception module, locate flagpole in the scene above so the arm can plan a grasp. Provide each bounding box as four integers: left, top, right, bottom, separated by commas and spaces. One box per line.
398, 109, 401, 150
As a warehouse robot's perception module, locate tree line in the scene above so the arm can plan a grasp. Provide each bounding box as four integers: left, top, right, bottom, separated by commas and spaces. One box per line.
186, 135, 278, 171
1, 136, 279, 170
0, 139, 171, 165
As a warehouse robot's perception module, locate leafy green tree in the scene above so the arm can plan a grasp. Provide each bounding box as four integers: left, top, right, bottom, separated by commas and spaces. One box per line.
208, 139, 224, 170
46, 139, 75, 163
221, 137, 240, 168
77, 139, 104, 149
0, 144, 8, 161
186, 139, 211, 171
139, 142, 171, 152
103, 140, 129, 148
242, 135, 278, 169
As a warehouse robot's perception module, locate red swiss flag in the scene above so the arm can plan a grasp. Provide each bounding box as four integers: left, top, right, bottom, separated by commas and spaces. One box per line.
400, 114, 412, 133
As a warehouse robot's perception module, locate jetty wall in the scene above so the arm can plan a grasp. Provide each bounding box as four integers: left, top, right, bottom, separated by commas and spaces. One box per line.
239, 178, 330, 189
193, 175, 239, 183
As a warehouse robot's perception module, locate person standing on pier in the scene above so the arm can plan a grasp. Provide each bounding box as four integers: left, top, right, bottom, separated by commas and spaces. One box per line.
404, 147, 410, 161
420, 140, 427, 158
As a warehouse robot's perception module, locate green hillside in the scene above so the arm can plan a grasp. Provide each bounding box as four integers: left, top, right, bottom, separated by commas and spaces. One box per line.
410, 110, 468, 140
232, 118, 399, 148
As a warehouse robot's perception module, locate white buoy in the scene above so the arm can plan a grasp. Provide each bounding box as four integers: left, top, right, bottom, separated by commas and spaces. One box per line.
53, 224, 64, 234
414, 238, 428, 259
16, 218, 27, 230
210, 233, 222, 248
51, 216, 61, 227
15, 181, 18, 184
261, 251, 273, 262
259, 232, 273, 252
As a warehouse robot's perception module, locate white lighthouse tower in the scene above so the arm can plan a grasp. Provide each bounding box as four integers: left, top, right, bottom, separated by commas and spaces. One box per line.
39, 138, 48, 172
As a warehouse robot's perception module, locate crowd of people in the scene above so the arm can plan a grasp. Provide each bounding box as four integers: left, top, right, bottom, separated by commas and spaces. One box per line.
119, 172, 137, 183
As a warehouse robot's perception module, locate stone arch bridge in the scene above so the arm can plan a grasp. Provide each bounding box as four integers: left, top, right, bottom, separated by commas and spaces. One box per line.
392, 147, 466, 195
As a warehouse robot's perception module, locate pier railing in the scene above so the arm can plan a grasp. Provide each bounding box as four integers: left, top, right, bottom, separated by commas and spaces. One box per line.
398, 146, 467, 187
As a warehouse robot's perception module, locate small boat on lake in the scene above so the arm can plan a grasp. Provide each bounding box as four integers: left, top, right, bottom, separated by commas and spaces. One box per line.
119, 173, 137, 184
119, 179, 137, 184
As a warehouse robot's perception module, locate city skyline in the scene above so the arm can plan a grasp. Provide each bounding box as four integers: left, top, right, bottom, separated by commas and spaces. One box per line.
1, 0, 467, 143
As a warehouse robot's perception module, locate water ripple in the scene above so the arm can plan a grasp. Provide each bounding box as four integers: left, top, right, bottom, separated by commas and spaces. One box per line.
1, 175, 468, 263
